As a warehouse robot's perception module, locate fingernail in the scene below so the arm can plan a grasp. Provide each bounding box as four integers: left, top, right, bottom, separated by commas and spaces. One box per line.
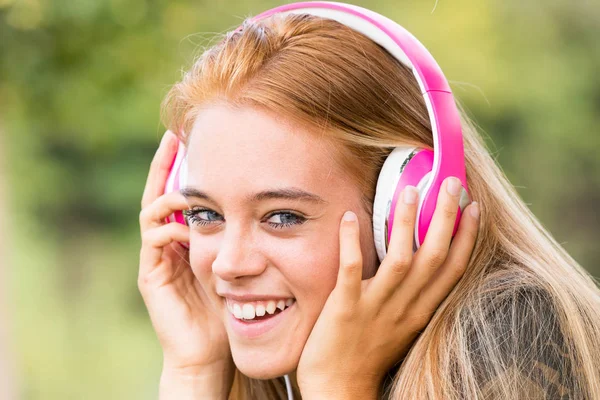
469, 201, 480, 218
403, 186, 418, 204
446, 177, 461, 197
343, 211, 357, 222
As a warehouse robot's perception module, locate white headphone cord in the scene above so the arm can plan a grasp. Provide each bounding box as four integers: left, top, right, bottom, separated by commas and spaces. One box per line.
284, 374, 294, 400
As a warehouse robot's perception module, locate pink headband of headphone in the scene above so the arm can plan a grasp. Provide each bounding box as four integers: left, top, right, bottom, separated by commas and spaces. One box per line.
253, 1, 468, 246
166, 1, 469, 252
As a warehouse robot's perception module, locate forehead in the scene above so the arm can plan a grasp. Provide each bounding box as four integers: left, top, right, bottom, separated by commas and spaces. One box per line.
186, 104, 348, 190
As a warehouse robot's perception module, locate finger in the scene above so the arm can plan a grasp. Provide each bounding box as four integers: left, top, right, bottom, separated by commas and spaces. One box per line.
141, 130, 179, 210
139, 190, 190, 233
368, 186, 419, 301
335, 211, 363, 303
139, 222, 190, 277
419, 201, 479, 309
397, 177, 462, 298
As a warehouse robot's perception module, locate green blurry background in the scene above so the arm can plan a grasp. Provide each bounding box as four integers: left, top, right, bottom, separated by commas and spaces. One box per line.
0, 0, 598, 398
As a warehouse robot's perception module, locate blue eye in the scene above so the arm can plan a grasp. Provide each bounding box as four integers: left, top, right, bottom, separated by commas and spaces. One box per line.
265, 211, 306, 229
183, 209, 307, 229
183, 208, 223, 226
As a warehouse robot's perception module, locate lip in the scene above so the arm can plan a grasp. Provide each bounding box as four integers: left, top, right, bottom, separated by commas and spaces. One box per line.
227, 301, 295, 339
217, 292, 293, 302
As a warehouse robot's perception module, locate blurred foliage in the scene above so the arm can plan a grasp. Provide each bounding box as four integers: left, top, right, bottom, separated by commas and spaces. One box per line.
0, 0, 598, 398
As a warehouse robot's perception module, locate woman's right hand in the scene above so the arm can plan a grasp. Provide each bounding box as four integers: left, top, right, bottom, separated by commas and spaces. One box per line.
138, 131, 233, 395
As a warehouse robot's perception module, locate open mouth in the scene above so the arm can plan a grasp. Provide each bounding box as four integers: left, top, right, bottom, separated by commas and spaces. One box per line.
225, 298, 296, 322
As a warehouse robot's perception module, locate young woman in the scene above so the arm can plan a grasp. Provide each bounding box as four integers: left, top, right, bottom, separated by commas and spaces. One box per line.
138, 3, 600, 399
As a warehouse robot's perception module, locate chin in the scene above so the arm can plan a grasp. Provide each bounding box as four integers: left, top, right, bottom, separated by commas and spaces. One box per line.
222, 297, 310, 379
230, 342, 301, 379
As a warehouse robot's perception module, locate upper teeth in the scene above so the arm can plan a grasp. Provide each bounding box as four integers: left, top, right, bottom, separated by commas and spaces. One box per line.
227, 298, 295, 320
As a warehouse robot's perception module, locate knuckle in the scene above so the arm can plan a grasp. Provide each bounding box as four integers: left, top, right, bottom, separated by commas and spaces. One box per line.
343, 257, 362, 272
139, 207, 149, 224
448, 261, 468, 281
387, 256, 411, 277
407, 311, 432, 329
393, 304, 408, 320
137, 274, 150, 294
425, 248, 447, 268
141, 229, 156, 245
442, 204, 458, 220
398, 213, 415, 227
334, 302, 357, 321
139, 206, 161, 225
387, 253, 411, 270
150, 208, 162, 224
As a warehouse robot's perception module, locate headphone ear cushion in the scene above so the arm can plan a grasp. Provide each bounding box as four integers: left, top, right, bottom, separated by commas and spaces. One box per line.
164, 140, 190, 248
373, 148, 435, 262
373, 147, 419, 262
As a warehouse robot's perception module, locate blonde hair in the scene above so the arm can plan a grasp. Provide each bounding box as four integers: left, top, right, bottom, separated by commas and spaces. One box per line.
162, 14, 600, 399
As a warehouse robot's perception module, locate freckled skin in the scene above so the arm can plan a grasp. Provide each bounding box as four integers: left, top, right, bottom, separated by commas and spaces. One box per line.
186, 103, 378, 379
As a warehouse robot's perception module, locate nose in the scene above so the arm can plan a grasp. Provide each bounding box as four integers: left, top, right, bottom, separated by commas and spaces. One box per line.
211, 225, 267, 281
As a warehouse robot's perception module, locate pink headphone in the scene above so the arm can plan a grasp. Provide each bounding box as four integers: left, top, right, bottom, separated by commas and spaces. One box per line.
164, 1, 470, 262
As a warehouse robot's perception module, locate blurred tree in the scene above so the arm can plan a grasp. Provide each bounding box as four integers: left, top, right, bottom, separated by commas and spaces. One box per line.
0, 120, 17, 400
0, 0, 598, 398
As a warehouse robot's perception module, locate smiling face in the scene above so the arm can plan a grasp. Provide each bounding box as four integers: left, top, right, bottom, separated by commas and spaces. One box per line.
183, 102, 378, 378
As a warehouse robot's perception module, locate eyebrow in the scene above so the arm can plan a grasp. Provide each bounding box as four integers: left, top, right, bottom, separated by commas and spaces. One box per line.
180, 186, 329, 205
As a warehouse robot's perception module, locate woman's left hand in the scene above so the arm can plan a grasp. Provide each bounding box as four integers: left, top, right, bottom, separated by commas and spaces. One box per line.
296, 177, 480, 400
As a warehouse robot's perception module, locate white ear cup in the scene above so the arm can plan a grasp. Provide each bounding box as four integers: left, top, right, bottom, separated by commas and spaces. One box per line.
177, 151, 189, 226
372, 146, 418, 262
165, 140, 186, 195
179, 151, 188, 189
458, 186, 470, 212
166, 141, 188, 224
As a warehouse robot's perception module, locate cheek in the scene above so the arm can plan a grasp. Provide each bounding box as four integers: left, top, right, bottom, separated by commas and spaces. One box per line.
189, 240, 213, 279
188, 235, 220, 302
278, 231, 341, 315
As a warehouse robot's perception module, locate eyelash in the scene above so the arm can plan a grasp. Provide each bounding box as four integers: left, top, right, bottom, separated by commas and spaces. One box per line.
182, 208, 307, 230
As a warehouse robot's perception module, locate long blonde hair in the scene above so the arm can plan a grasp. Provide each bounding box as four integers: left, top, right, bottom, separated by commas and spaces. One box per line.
162, 13, 600, 399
